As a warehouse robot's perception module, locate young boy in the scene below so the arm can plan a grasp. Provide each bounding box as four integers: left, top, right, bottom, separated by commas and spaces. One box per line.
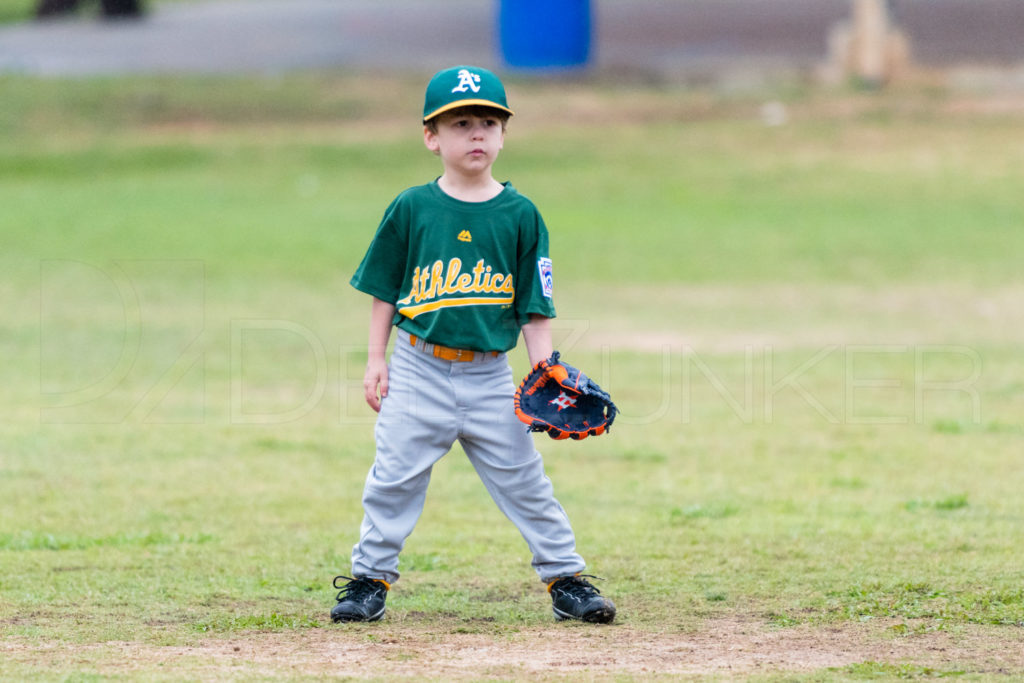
333, 65, 615, 625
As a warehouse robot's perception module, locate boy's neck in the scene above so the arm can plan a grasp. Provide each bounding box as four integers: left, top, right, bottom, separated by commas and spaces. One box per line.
437, 173, 504, 203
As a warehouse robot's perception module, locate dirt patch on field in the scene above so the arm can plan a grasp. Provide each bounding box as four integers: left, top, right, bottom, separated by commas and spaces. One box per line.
572, 283, 1024, 353
4, 617, 1022, 680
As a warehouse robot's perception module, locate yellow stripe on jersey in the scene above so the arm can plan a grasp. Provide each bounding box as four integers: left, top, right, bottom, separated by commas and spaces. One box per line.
398, 296, 514, 320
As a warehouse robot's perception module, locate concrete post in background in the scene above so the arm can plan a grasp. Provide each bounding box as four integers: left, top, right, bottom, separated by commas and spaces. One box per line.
825, 0, 910, 87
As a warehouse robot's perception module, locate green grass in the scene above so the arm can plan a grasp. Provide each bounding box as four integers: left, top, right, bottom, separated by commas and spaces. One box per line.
0, 0, 202, 24
826, 661, 968, 680
2, 73, 1024, 679
0, 0, 31, 22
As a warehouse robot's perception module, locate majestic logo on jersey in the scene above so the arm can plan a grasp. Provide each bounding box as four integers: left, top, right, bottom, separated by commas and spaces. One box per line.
538, 257, 553, 298
396, 258, 514, 319
457, 230, 472, 243
451, 69, 482, 94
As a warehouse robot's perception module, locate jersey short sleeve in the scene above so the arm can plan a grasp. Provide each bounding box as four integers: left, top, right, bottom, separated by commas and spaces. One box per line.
349, 195, 410, 304
513, 205, 556, 326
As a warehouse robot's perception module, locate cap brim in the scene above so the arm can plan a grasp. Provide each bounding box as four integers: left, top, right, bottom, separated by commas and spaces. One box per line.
423, 99, 515, 122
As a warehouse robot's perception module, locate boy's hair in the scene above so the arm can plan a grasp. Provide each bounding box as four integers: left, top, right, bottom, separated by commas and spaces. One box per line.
424, 105, 511, 134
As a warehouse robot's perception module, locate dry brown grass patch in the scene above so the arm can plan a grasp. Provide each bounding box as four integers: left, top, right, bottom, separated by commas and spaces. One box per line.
4, 616, 1023, 680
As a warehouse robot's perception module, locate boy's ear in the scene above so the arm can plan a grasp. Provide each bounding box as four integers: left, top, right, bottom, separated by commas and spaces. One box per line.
423, 126, 441, 155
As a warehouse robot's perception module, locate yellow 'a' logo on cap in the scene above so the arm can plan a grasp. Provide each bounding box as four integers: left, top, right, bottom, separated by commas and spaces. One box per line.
452, 69, 481, 93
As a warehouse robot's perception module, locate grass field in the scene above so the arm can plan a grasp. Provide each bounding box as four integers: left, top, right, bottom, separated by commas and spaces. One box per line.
2, 72, 1024, 680
0, 0, 193, 23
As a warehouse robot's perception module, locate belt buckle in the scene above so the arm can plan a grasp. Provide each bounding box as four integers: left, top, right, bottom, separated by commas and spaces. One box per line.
421, 339, 477, 363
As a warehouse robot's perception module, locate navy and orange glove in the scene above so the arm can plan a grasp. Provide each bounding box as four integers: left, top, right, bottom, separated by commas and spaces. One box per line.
514, 352, 617, 440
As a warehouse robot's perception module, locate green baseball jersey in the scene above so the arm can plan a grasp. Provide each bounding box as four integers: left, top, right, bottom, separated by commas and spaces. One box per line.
350, 181, 556, 352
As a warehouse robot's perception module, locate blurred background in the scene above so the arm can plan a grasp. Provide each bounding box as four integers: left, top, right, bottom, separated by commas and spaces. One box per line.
2, 0, 1024, 87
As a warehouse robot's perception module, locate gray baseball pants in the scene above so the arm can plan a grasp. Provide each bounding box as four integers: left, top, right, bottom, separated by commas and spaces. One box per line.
351, 329, 586, 584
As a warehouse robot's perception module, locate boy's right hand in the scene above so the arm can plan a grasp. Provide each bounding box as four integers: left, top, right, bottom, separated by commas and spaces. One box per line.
363, 358, 389, 412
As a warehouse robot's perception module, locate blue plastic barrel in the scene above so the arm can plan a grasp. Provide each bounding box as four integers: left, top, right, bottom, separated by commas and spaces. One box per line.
498, 0, 592, 70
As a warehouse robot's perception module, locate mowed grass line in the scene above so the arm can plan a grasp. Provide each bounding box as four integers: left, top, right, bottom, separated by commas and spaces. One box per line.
2, 74, 1024, 679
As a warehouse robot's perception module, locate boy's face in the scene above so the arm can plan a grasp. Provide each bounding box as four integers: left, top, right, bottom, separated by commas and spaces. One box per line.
423, 109, 506, 178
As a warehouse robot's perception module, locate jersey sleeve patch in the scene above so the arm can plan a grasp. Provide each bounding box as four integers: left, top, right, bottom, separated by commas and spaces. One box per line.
537, 257, 553, 298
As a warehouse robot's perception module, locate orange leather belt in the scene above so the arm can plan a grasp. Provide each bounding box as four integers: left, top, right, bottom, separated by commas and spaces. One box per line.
408, 334, 498, 362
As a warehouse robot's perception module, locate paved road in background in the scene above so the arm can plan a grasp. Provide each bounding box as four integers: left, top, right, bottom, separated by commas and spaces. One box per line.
1, 0, 1023, 78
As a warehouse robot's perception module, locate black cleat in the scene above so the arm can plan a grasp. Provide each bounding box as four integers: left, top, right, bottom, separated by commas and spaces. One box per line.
548, 575, 616, 624
330, 576, 389, 623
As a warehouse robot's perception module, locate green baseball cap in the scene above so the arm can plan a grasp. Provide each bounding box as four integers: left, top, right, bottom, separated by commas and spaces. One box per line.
422, 65, 515, 122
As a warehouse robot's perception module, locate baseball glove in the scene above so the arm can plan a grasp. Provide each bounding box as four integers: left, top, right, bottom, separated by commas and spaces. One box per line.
514, 351, 617, 440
